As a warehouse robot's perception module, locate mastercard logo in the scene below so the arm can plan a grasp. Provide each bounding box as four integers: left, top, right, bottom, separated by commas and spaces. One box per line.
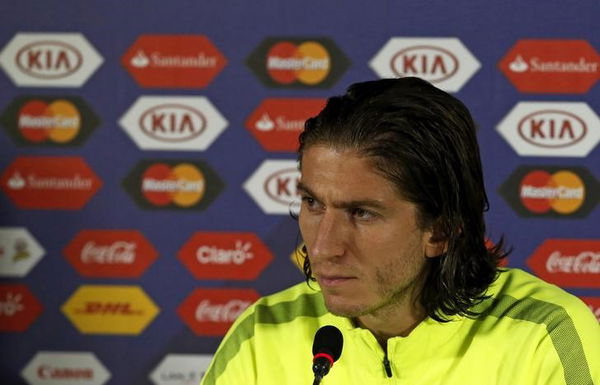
17, 99, 80, 143
123, 159, 223, 211
500, 166, 598, 218
142, 163, 205, 207
520, 170, 585, 214
266, 41, 330, 85
247, 37, 349, 88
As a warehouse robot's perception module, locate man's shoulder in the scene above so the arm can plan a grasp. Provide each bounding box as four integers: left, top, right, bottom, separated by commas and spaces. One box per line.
480, 268, 597, 328
239, 281, 328, 327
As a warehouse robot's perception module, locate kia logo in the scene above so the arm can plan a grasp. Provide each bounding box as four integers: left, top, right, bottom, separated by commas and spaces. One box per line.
16, 41, 83, 79
391, 45, 458, 82
263, 168, 300, 205
518, 110, 587, 148
139, 104, 207, 142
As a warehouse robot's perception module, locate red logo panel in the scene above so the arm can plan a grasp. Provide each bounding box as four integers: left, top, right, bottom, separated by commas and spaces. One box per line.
64, 230, 158, 278
178, 232, 273, 280
499, 40, 600, 93
527, 239, 600, 288
246, 98, 326, 152
177, 288, 259, 336
0, 156, 102, 209
0, 284, 43, 332
122, 35, 227, 88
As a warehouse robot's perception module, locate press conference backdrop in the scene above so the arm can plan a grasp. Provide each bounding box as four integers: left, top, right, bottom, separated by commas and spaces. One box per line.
0, 1, 598, 384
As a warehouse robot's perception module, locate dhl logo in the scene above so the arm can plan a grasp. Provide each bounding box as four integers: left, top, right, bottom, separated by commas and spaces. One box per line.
61, 285, 159, 335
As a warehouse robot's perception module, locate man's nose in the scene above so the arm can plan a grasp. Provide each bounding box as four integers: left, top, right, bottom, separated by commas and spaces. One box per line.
309, 211, 347, 261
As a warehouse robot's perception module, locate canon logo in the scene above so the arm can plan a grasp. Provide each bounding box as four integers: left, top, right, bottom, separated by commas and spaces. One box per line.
16, 41, 83, 79
196, 241, 254, 265
81, 241, 136, 264
195, 299, 251, 323
391, 45, 458, 82
546, 251, 600, 274
263, 168, 300, 205
139, 104, 207, 142
518, 110, 587, 148
37, 365, 93, 379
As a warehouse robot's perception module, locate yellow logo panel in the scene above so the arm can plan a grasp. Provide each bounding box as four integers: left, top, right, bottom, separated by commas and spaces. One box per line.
61, 285, 159, 335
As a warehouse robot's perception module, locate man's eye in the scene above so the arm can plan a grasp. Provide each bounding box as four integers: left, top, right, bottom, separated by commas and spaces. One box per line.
301, 196, 317, 209
352, 208, 374, 219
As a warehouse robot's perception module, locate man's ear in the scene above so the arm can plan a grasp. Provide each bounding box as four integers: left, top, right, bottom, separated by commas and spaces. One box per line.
424, 224, 448, 258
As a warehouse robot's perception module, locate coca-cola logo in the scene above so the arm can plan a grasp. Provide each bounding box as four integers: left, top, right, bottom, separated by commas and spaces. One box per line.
546, 251, 600, 274
517, 110, 587, 148
177, 288, 259, 336
390, 45, 459, 82
16, 41, 83, 79
139, 104, 207, 142
195, 299, 251, 323
528, 239, 600, 288
64, 230, 158, 278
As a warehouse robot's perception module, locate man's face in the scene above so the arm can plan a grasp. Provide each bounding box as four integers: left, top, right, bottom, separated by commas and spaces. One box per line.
298, 145, 437, 319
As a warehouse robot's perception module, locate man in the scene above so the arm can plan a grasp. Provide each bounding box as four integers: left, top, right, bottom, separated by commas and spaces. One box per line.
201, 77, 599, 385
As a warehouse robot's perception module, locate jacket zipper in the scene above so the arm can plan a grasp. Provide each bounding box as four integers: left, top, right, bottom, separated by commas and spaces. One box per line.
383, 353, 393, 378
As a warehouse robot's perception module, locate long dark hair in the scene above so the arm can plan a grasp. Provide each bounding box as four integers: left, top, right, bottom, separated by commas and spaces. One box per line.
297, 77, 508, 322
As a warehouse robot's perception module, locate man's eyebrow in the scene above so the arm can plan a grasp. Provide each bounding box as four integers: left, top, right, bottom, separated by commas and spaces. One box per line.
296, 182, 387, 210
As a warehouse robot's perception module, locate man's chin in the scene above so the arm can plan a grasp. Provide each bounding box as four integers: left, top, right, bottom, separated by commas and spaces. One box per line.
322, 294, 366, 318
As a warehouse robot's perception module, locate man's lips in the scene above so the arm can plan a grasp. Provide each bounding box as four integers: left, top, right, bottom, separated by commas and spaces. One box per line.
316, 274, 356, 287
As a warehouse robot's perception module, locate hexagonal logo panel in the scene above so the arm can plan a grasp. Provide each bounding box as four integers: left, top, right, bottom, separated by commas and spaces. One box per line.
178, 232, 273, 280
119, 96, 227, 151
1, 95, 99, 147
498, 39, 599, 94
177, 288, 259, 336
21, 351, 111, 385
0, 156, 103, 210
122, 159, 223, 211
61, 285, 159, 335
527, 239, 600, 288
64, 230, 158, 278
0, 32, 103, 87
0, 284, 43, 332
498, 166, 599, 218
243, 159, 300, 214
0, 227, 45, 277
245, 98, 325, 152
247, 37, 350, 88
497, 102, 600, 157
369, 37, 480, 92
122, 35, 226, 88
149, 354, 213, 385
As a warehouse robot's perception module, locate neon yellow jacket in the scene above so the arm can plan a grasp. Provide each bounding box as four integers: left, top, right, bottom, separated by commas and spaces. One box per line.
201, 268, 600, 385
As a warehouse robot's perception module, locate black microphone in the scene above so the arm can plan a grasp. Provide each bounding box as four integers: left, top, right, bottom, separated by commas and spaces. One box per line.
311, 325, 343, 385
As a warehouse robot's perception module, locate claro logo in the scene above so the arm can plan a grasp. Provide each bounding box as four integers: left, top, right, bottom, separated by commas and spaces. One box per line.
178, 232, 273, 280
497, 102, 600, 157
61, 285, 159, 335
